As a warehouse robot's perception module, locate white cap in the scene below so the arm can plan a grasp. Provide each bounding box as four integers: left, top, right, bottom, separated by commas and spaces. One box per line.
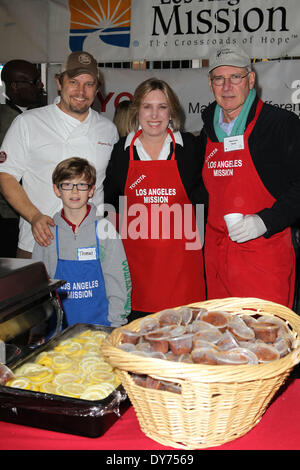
209, 45, 251, 73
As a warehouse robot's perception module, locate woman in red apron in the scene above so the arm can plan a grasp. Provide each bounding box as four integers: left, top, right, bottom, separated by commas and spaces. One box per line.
104, 78, 206, 320
201, 48, 296, 307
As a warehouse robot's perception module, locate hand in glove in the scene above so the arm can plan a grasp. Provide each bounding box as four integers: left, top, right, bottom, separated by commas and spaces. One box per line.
229, 214, 267, 243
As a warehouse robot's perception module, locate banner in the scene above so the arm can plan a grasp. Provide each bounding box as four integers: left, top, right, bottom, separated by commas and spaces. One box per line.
0, 0, 132, 63
130, 0, 300, 61
58, 0, 132, 62
0, 0, 49, 62
93, 60, 300, 133
1, 1, 300, 63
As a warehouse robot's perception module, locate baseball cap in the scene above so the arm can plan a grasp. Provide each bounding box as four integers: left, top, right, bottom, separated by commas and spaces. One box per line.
208, 45, 251, 73
61, 51, 99, 80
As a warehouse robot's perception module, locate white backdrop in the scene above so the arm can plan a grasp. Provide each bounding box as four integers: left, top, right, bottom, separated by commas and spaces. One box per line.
92, 60, 300, 133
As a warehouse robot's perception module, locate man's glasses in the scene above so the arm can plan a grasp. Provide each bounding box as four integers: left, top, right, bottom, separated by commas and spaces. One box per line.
58, 183, 92, 191
13, 78, 42, 86
210, 72, 250, 86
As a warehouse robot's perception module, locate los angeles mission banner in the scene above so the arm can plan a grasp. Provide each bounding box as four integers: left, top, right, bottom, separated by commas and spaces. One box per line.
131, 0, 300, 61
1, 0, 300, 63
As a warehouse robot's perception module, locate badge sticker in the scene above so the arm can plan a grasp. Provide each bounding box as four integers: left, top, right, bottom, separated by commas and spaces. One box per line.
77, 247, 97, 261
223, 135, 244, 152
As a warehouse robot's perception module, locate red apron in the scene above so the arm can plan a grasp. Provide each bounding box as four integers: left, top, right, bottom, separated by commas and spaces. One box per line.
202, 99, 295, 307
122, 129, 205, 312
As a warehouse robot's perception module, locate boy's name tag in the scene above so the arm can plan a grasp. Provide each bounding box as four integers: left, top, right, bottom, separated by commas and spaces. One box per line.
223, 135, 244, 152
77, 247, 97, 261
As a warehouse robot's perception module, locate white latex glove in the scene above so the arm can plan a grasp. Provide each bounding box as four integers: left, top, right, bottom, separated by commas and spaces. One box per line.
229, 214, 267, 243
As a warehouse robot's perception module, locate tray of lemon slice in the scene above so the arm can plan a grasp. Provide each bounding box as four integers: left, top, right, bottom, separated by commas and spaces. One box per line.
0, 324, 129, 437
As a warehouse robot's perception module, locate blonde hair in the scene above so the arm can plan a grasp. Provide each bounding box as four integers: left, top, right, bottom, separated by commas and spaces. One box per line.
52, 157, 96, 186
113, 100, 131, 137
128, 77, 182, 132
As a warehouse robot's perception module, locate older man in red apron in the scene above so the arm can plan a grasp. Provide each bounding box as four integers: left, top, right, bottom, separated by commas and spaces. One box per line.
199, 44, 300, 308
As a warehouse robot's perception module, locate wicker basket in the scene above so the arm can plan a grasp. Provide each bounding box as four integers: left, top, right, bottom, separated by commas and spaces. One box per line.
102, 298, 300, 449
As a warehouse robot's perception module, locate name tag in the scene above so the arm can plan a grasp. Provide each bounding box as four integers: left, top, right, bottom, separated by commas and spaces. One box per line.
223, 135, 244, 152
77, 247, 97, 261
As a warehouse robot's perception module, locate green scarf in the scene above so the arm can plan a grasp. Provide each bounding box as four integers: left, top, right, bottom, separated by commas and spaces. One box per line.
213, 88, 256, 142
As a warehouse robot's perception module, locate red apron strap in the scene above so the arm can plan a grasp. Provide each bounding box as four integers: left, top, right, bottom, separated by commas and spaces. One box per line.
167, 128, 176, 160
244, 98, 263, 138
129, 129, 143, 161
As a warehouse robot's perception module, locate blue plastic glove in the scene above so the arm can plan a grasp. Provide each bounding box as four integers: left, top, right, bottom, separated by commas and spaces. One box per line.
229, 214, 267, 243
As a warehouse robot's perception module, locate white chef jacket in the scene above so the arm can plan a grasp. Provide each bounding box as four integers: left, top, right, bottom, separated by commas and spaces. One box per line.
0, 103, 118, 252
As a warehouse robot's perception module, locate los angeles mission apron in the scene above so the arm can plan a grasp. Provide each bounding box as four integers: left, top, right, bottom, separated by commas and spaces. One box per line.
202, 99, 295, 307
121, 129, 205, 312
54, 222, 109, 325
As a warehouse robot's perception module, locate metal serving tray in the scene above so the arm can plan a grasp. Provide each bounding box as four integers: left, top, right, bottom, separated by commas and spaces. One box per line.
0, 323, 129, 438
0, 258, 65, 350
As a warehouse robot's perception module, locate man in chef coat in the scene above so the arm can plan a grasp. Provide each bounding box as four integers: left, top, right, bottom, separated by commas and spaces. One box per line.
0, 51, 118, 258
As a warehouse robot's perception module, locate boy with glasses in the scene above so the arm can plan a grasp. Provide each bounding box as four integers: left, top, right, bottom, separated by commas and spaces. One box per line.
32, 157, 131, 327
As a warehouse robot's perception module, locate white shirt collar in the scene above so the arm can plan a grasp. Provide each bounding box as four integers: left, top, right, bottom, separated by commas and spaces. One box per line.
54, 97, 91, 126
17, 105, 28, 113
219, 108, 237, 136
124, 130, 183, 161
4, 93, 27, 112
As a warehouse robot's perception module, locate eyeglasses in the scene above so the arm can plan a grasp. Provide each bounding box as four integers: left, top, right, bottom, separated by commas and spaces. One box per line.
210, 72, 250, 86
13, 78, 42, 86
58, 183, 92, 191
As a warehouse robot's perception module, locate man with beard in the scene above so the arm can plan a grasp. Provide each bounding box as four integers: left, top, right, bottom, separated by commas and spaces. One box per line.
0, 51, 118, 258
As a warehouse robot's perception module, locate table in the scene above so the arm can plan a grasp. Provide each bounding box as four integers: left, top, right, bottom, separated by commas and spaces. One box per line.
1, 377, 299, 451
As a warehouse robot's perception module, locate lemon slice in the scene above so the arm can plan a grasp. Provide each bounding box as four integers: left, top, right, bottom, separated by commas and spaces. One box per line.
14, 363, 45, 377
39, 382, 58, 395
92, 331, 108, 339
84, 339, 99, 345
35, 353, 53, 367
77, 335, 93, 341
26, 368, 54, 384
86, 362, 113, 373
27, 375, 54, 386
30, 384, 40, 392
82, 342, 100, 353
46, 351, 65, 357
84, 382, 115, 398
57, 382, 86, 398
98, 382, 116, 394
62, 342, 83, 357
54, 338, 73, 348
80, 351, 101, 359
53, 372, 82, 386
78, 330, 93, 338
80, 389, 107, 401
52, 355, 73, 370
78, 356, 104, 370
87, 370, 115, 384
74, 337, 88, 344
8, 377, 32, 390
